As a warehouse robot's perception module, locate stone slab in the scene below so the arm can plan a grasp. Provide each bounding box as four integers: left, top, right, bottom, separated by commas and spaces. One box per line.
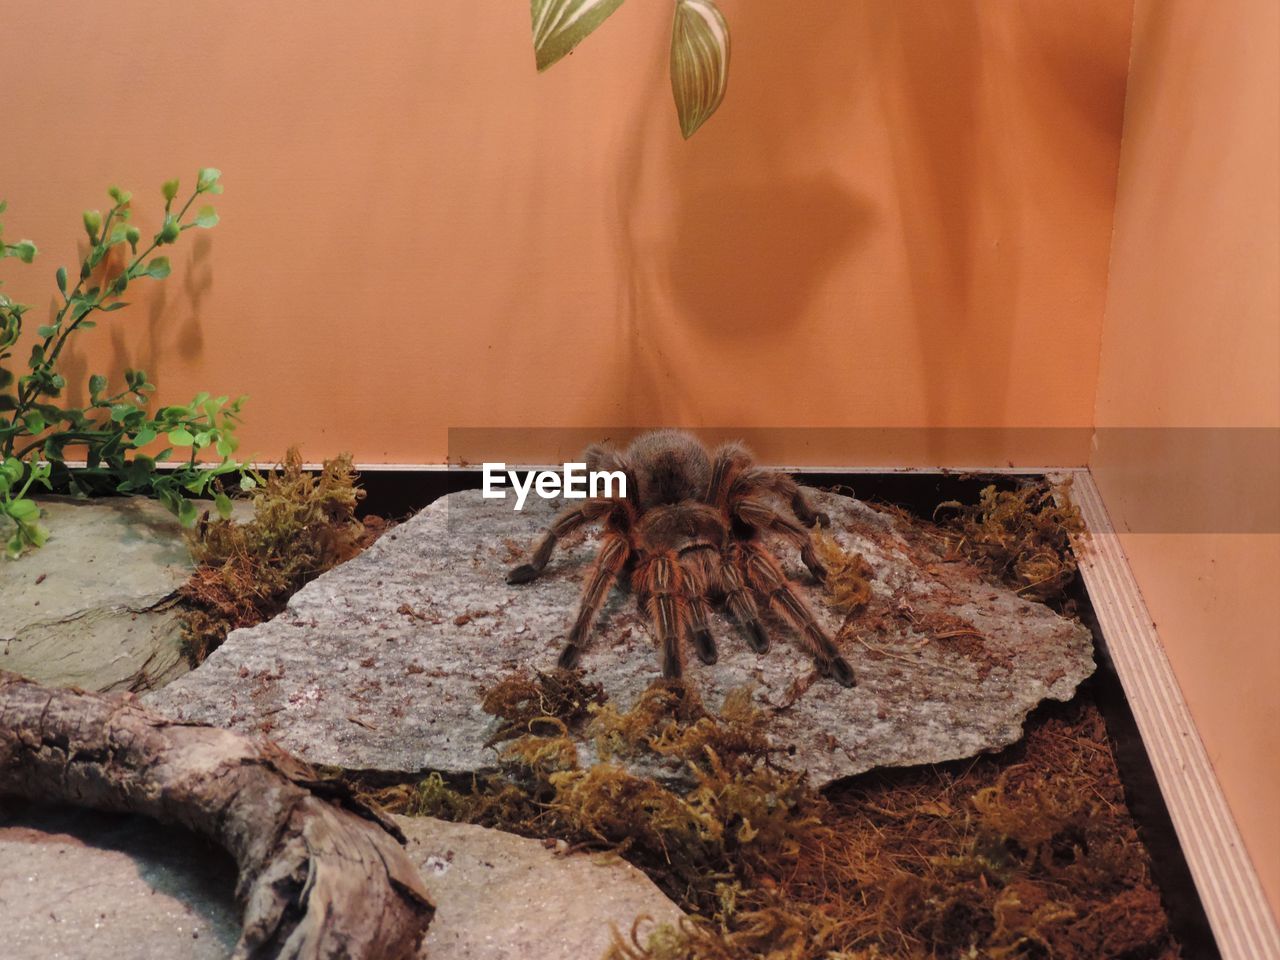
1, 497, 195, 692
146, 489, 1095, 785
0, 805, 682, 960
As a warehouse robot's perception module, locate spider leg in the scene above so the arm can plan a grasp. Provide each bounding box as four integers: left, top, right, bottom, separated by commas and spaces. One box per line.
637, 553, 689, 679
679, 545, 719, 665
557, 530, 630, 669
739, 542, 855, 687
508, 500, 605, 584
744, 468, 830, 528
734, 497, 828, 583
719, 544, 772, 654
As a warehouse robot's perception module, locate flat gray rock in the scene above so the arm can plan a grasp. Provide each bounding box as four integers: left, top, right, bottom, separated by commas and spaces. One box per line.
403, 817, 682, 958
146, 489, 1094, 785
0, 806, 681, 960
0, 806, 239, 960
1, 497, 196, 693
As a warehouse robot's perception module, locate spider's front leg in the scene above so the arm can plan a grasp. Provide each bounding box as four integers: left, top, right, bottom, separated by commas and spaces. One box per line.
508, 500, 604, 584
679, 546, 721, 665
740, 542, 856, 687
753, 469, 830, 528
557, 530, 630, 670
718, 544, 773, 654
636, 553, 691, 680
734, 497, 828, 583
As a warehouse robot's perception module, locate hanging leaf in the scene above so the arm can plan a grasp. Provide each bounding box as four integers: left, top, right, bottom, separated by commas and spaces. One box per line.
670, 0, 730, 139
531, 0, 625, 72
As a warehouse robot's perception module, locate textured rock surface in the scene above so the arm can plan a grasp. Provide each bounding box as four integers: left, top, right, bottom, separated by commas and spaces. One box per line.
0, 806, 239, 960
0, 806, 681, 960
403, 817, 682, 958
147, 489, 1095, 785
1, 497, 196, 692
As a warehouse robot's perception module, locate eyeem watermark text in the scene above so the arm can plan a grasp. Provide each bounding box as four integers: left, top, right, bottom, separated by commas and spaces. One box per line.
483, 463, 626, 510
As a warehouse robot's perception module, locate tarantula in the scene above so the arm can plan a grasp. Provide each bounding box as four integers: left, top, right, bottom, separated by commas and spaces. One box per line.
506, 430, 855, 687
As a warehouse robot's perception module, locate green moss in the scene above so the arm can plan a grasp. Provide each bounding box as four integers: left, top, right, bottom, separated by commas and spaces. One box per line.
179, 448, 377, 663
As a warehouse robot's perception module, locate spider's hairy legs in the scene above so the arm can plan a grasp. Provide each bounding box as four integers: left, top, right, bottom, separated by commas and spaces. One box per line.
508, 499, 610, 585
678, 545, 720, 665
740, 542, 856, 687
557, 530, 630, 670
636, 553, 690, 680
733, 496, 828, 583
749, 468, 831, 528
718, 544, 772, 654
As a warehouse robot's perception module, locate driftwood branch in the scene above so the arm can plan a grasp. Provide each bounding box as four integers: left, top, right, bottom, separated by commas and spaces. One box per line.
0, 671, 434, 959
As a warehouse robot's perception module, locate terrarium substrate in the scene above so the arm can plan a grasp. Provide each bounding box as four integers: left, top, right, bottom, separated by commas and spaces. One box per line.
1, 479, 1185, 958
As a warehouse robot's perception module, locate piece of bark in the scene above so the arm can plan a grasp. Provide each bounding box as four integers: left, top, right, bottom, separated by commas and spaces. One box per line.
0, 670, 434, 960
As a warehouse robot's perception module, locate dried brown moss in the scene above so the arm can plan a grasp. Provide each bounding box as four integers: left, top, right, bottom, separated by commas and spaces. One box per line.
812, 528, 875, 613
365, 668, 1177, 960
607, 700, 1178, 960
179, 448, 383, 663
934, 479, 1086, 602
481, 667, 608, 746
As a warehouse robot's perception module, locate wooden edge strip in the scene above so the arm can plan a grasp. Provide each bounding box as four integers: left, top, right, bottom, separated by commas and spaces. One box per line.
1059, 468, 1279, 959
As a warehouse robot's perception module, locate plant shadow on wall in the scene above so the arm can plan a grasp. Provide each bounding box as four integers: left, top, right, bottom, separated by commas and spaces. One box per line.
606, 0, 870, 419
56, 233, 215, 417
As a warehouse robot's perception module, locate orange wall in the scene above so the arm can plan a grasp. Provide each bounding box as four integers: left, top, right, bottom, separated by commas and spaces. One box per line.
1093, 0, 1280, 913
0, 0, 1132, 466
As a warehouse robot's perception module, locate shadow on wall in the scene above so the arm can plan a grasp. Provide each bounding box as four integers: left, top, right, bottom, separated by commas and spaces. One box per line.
869, 2, 1021, 459
609, 0, 873, 423
603, 1, 1125, 451
57, 234, 215, 410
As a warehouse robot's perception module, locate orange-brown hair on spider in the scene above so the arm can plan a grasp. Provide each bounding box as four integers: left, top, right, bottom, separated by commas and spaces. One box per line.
506, 429, 855, 687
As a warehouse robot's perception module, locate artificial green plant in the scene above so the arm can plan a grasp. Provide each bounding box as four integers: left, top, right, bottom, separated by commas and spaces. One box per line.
0, 170, 248, 559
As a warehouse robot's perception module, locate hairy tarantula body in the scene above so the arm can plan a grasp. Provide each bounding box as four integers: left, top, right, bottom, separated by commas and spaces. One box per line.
507, 430, 855, 687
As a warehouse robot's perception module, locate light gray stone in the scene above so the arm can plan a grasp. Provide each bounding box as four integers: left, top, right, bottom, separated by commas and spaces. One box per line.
0, 806, 682, 960
146, 489, 1095, 785
0, 806, 239, 960
1, 497, 196, 693
403, 817, 682, 959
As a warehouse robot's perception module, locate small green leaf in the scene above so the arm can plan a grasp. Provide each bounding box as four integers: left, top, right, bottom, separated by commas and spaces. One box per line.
144, 257, 171, 279
194, 205, 219, 229
133, 427, 157, 446
168, 427, 194, 446
108, 185, 133, 205
23, 412, 45, 433
7, 498, 39, 522
56, 266, 68, 294
196, 168, 222, 192
12, 241, 37, 263
240, 475, 258, 491
530, 0, 626, 71
177, 498, 198, 528
670, 0, 731, 139
214, 492, 233, 520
